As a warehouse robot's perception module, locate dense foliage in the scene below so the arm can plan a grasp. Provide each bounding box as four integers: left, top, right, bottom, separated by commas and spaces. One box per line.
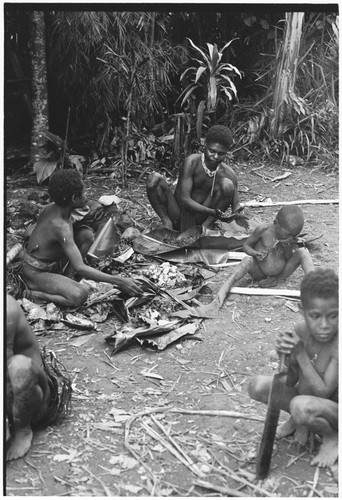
5, 7, 339, 178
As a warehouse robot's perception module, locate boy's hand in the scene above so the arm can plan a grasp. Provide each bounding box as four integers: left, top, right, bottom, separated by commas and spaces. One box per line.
276, 330, 302, 355
254, 249, 268, 261
114, 277, 143, 297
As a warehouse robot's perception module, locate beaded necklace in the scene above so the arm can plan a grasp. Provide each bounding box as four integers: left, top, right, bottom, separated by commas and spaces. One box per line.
201, 152, 218, 177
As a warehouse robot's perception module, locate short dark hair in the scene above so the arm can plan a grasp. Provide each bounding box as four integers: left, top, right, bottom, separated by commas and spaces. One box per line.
276, 205, 304, 236
48, 169, 84, 206
206, 125, 233, 149
301, 268, 338, 309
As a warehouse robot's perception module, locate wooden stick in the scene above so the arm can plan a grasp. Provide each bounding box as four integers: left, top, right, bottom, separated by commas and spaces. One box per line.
230, 286, 300, 298
172, 408, 264, 422
194, 479, 247, 497
243, 199, 338, 208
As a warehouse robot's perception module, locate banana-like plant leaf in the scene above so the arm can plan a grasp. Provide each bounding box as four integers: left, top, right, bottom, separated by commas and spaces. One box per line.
207, 76, 218, 110
206, 42, 214, 60
33, 159, 59, 184
180, 66, 197, 81
195, 66, 206, 83
180, 83, 199, 108
187, 37, 210, 66
220, 38, 239, 53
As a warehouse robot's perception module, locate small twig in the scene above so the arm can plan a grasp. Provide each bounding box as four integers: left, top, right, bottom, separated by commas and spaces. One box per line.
209, 450, 274, 497
285, 450, 307, 468
24, 459, 45, 486
194, 479, 247, 497
141, 421, 205, 478
102, 350, 119, 370
82, 465, 113, 496
308, 466, 320, 497
150, 414, 196, 466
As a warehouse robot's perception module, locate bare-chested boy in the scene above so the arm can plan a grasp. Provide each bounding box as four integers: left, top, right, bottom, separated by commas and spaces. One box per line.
6, 294, 71, 461
216, 205, 315, 307
21, 169, 142, 307
248, 268, 338, 467
146, 125, 249, 232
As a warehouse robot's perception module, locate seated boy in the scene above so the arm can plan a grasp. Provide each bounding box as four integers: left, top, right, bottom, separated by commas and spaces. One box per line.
248, 268, 338, 467
146, 125, 249, 232
6, 294, 72, 461
21, 169, 142, 307
216, 205, 315, 308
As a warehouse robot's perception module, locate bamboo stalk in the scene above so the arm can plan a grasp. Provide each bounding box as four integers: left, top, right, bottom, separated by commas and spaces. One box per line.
243, 199, 338, 208
230, 286, 300, 298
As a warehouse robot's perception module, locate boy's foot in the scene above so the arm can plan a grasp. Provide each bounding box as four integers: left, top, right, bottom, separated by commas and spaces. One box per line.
294, 425, 309, 446
276, 417, 296, 438
311, 433, 338, 467
6, 428, 33, 461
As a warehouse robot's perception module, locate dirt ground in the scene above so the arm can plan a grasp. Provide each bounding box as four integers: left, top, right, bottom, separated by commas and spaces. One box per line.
5, 160, 339, 497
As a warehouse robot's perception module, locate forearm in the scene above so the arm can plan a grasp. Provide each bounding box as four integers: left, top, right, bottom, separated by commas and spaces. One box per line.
181, 197, 216, 217
75, 263, 119, 285
296, 347, 332, 397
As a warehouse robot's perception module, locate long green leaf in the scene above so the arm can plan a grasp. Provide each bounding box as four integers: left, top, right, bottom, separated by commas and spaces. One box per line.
187, 37, 210, 66
195, 66, 206, 83
220, 38, 239, 53
180, 83, 199, 107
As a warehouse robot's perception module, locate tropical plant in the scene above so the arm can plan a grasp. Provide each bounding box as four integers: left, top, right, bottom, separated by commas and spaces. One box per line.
177, 37, 242, 137
33, 130, 85, 184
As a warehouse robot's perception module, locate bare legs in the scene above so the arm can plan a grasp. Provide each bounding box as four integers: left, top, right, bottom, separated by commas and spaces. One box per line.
216, 256, 264, 307
7, 355, 50, 461
290, 395, 338, 467
248, 377, 338, 467
22, 266, 90, 307
146, 173, 181, 229
146, 172, 236, 232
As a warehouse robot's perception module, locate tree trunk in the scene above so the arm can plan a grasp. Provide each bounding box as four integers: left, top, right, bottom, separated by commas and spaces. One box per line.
270, 12, 304, 138
30, 11, 49, 165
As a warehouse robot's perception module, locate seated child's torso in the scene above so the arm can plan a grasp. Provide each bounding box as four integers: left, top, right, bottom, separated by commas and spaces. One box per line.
254, 226, 293, 276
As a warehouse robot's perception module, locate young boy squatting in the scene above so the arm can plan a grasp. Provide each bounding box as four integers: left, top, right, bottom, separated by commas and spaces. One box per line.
248, 268, 338, 467
21, 169, 142, 307
216, 205, 315, 308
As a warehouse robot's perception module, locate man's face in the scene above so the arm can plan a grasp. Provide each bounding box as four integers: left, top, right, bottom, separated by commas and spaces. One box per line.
204, 142, 228, 168
303, 296, 338, 343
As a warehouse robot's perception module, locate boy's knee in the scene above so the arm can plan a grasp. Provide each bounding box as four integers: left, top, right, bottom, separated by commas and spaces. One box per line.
248, 376, 264, 401
290, 395, 313, 425
70, 286, 89, 307
8, 355, 34, 385
217, 177, 235, 196
146, 172, 163, 189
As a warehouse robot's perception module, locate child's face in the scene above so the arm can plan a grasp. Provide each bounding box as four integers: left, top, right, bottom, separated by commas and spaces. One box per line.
303, 296, 338, 343
204, 142, 228, 168
273, 219, 295, 240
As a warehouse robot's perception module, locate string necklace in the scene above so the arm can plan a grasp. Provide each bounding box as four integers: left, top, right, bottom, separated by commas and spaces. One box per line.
202, 153, 219, 197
